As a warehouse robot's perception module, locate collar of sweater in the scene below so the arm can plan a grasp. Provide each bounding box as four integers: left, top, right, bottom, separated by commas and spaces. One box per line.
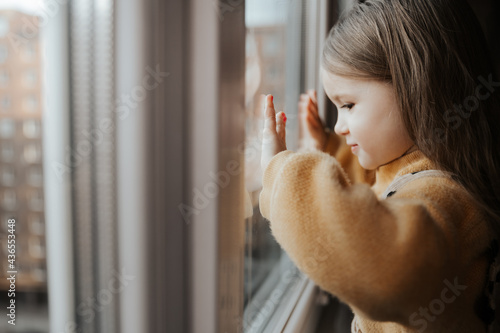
371, 150, 438, 197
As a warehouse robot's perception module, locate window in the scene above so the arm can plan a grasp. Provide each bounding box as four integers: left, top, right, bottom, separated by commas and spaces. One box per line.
1, 165, 15, 186
22, 42, 37, 62
0, 142, 15, 162
0, 1, 344, 332
26, 165, 43, 186
0, 118, 15, 138
23, 118, 41, 138
0, 68, 8, 85
1, 188, 17, 210
242, 0, 328, 331
0, 4, 49, 332
28, 213, 44, 235
23, 68, 37, 87
0, 95, 11, 110
23, 94, 38, 112
0, 44, 7, 63
23, 143, 42, 163
0, 16, 8, 37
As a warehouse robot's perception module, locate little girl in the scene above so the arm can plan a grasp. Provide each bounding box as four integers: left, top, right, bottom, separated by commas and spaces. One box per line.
259, 0, 500, 332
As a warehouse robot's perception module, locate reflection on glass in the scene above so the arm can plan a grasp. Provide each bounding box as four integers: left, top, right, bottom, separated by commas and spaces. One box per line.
243, 0, 304, 331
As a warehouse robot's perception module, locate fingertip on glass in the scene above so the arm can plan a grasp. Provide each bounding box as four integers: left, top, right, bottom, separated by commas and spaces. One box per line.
281, 112, 287, 123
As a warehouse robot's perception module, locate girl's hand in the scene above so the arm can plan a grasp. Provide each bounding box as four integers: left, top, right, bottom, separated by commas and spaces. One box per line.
261, 95, 287, 171
299, 89, 328, 151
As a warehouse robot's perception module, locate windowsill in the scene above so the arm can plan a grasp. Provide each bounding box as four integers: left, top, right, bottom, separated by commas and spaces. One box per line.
243, 252, 324, 333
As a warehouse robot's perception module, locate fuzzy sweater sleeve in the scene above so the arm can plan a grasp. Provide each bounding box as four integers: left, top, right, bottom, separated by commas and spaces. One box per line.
259, 150, 470, 324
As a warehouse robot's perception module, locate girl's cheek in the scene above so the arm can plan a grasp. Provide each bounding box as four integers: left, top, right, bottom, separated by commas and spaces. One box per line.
349, 118, 364, 138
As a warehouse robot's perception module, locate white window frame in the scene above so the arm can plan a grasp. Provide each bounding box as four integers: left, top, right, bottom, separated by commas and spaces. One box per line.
41, 2, 76, 332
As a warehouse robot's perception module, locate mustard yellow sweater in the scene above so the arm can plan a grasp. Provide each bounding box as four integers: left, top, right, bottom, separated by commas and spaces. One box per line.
259, 130, 492, 332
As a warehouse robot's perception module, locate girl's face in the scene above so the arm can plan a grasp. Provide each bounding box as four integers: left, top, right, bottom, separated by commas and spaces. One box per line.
321, 69, 414, 170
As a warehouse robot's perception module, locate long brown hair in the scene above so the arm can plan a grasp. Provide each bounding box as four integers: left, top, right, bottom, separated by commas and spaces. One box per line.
322, 0, 500, 232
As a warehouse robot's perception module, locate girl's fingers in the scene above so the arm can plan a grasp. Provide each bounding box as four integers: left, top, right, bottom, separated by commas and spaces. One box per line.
298, 97, 307, 113
276, 111, 287, 144
263, 94, 277, 135
298, 97, 318, 112
261, 96, 287, 170
307, 114, 320, 129
299, 97, 322, 131
307, 97, 320, 119
307, 89, 317, 104
302, 100, 319, 124
300, 92, 319, 119
299, 94, 310, 105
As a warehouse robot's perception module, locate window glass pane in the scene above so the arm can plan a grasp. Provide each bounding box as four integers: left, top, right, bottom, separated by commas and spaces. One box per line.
243, 0, 305, 331
0, 4, 49, 332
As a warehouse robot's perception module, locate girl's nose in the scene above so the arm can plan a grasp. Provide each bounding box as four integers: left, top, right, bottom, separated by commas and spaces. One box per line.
334, 115, 349, 136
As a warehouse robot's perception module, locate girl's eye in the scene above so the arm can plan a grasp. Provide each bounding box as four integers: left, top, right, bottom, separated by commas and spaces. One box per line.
341, 103, 354, 110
